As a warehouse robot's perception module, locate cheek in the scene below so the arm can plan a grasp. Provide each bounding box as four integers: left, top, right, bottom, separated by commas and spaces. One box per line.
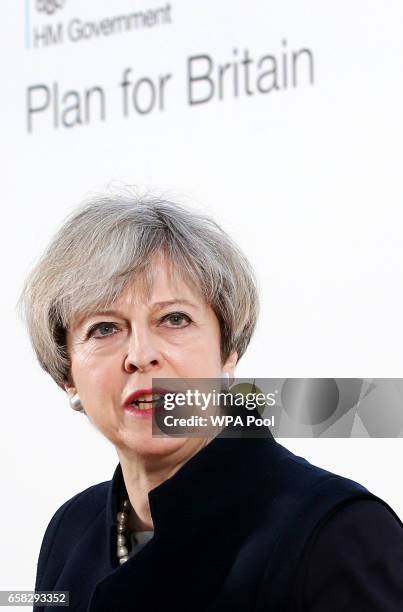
167, 332, 222, 375
71, 352, 118, 403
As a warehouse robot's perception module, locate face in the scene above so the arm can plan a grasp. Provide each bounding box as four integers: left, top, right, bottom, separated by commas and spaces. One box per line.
65, 256, 238, 462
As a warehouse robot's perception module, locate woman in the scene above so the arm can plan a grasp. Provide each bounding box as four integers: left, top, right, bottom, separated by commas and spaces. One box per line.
20, 189, 403, 611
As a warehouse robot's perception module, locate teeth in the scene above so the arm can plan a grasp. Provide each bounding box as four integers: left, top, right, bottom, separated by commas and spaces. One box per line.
129, 394, 164, 409
135, 403, 152, 410
135, 394, 163, 402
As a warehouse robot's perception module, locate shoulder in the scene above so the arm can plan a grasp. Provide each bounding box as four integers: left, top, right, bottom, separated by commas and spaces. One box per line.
295, 498, 403, 610
35, 479, 110, 589
265, 440, 373, 502
41, 479, 109, 544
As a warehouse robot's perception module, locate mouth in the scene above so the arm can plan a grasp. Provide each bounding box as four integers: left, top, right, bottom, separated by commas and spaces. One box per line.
126, 394, 166, 411
123, 387, 175, 415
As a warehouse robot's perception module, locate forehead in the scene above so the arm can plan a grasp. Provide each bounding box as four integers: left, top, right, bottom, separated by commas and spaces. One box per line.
69, 255, 208, 331
116, 257, 204, 308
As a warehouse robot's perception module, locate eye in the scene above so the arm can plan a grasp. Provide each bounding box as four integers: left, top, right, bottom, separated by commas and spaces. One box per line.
160, 312, 192, 328
87, 322, 119, 339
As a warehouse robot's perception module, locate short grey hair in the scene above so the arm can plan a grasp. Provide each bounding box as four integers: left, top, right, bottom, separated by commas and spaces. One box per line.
18, 188, 260, 389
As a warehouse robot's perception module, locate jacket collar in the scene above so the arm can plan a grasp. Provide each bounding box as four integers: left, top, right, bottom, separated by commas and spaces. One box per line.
105, 407, 275, 567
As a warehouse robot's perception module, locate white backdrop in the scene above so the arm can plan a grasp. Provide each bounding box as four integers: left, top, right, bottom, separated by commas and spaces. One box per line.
1, 0, 403, 596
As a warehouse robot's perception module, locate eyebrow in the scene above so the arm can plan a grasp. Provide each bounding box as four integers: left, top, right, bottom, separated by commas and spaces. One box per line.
78, 299, 199, 325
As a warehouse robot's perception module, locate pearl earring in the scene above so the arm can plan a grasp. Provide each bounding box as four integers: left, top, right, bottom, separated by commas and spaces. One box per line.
70, 393, 83, 412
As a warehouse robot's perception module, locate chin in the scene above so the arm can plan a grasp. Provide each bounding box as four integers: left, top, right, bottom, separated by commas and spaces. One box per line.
120, 432, 189, 458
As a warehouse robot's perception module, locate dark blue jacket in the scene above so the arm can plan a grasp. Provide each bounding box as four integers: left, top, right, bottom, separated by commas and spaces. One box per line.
34, 427, 403, 611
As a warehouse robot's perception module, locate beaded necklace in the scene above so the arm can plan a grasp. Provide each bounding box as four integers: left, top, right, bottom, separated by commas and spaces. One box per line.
116, 498, 134, 564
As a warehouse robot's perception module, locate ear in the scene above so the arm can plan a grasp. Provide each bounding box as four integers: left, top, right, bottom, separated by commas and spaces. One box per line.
64, 380, 77, 401
223, 350, 238, 378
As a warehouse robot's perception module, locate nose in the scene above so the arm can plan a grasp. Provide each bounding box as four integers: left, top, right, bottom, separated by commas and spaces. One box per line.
123, 326, 162, 374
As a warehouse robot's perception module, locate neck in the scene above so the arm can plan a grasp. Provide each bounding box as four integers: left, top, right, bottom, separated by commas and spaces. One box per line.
116, 439, 211, 531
